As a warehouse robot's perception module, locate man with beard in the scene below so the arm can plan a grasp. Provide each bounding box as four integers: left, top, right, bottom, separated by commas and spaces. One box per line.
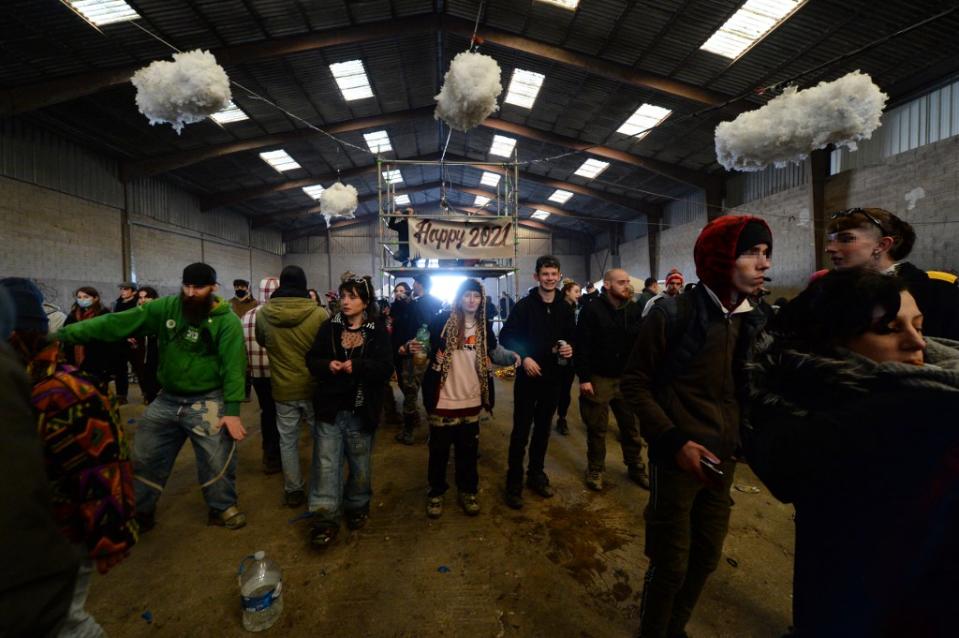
57, 262, 249, 531
500, 255, 576, 509
576, 268, 648, 491
641, 269, 685, 318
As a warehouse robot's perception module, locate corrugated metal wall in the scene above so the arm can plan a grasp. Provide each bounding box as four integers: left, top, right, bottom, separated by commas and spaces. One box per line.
831, 79, 959, 174
0, 118, 122, 208
663, 190, 707, 228
725, 163, 808, 209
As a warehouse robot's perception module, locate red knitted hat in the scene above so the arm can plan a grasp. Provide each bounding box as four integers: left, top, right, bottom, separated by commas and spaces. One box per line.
665, 269, 684, 286
694, 215, 772, 309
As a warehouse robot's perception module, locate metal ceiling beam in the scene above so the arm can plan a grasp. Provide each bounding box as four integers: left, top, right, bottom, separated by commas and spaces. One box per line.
208, 143, 666, 214
122, 108, 433, 180
442, 16, 729, 107
0, 15, 437, 117
483, 118, 708, 188
263, 178, 608, 230
199, 163, 380, 210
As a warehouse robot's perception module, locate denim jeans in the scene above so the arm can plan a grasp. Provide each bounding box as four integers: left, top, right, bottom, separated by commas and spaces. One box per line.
133, 390, 238, 514
275, 399, 316, 494
310, 411, 373, 525
57, 560, 103, 638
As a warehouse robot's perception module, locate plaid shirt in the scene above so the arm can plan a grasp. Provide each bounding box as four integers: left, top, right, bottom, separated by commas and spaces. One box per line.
243, 306, 270, 378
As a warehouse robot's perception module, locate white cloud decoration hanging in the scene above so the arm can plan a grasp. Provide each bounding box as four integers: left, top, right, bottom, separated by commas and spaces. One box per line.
714, 70, 888, 172
320, 182, 359, 226
131, 50, 232, 134
434, 51, 503, 132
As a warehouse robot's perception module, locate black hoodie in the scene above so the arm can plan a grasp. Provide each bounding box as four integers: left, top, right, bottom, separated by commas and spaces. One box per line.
499, 287, 575, 374
574, 292, 644, 382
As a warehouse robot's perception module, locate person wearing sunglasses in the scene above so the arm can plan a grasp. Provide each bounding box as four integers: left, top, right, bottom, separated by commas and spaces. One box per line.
826, 207, 959, 339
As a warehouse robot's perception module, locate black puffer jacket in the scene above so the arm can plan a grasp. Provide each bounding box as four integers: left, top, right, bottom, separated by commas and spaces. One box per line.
500, 287, 575, 374
306, 314, 394, 431
747, 336, 959, 636
574, 292, 643, 382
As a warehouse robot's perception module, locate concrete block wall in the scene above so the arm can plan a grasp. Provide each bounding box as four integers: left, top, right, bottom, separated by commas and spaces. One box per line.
656, 212, 705, 284
0, 175, 123, 307
619, 237, 651, 281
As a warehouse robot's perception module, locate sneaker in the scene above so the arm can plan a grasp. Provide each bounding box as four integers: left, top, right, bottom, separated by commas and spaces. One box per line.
426, 496, 444, 518
208, 505, 247, 530
458, 492, 480, 516
395, 429, 415, 445
284, 490, 305, 508
627, 464, 651, 490
585, 469, 604, 491
527, 478, 554, 499
504, 491, 524, 510
555, 418, 569, 436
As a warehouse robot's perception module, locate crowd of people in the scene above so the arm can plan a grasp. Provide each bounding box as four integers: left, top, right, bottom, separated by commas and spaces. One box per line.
2, 206, 958, 637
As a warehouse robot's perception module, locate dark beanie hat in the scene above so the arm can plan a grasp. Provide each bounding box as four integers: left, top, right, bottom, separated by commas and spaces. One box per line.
736, 220, 774, 258
182, 262, 217, 286
0, 277, 48, 333
458, 278, 484, 297
279, 265, 308, 291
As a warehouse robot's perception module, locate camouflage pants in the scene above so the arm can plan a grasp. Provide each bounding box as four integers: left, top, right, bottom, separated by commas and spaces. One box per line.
400, 356, 427, 416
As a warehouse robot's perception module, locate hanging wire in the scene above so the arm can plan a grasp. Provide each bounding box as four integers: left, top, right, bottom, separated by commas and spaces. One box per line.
118, 6, 959, 227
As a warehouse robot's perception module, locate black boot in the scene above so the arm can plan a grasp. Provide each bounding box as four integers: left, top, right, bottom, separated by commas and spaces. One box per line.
395, 413, 416, 445
555, 417, 569, 436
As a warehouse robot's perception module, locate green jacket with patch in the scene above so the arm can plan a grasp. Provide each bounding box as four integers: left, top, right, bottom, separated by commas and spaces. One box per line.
57, 295, 247, 416
255, 298, 329, 402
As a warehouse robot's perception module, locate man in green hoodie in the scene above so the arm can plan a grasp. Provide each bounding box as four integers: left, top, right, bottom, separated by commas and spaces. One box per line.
255, 266, 329, 507
57, 262, 249, 531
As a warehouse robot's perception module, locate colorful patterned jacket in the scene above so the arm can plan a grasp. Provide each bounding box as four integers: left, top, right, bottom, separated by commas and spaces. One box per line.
24, 339, 138, 562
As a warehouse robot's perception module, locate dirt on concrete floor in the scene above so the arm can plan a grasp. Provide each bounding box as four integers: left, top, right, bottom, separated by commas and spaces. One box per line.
88, 377, 795, 637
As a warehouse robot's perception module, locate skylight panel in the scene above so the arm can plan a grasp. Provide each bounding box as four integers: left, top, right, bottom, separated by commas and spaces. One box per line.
480, 172, 502, 187
489, 135, 517, 158
574, 158, 610, 179
548, 190, 573, 204
700, 0, 803, 59
302, 185, 325, 200
259, 150, 301, 172
617, 104, 673, 139
474, 195, 491, 207
504, 69, 546, 109
329, 60, 374, 101
382, 170, 403, 184
67, 0, 140, 26
531, 210, 551, 220
395, 194, 411, 206
363, 130, 393, 153
536, 0, 580, 10
210, 101, 248, 124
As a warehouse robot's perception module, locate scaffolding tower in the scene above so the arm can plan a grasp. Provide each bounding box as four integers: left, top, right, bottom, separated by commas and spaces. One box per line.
377, 156, 521, 303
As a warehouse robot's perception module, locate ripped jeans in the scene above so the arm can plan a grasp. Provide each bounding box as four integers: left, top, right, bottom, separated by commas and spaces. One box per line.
133, 390, 238, 514
309, 411, 373, 527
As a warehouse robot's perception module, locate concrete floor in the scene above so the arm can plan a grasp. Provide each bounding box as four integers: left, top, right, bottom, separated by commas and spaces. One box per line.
88, 378, 795, 637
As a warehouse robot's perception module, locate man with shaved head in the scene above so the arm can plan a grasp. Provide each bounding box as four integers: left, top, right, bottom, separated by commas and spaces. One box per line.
574, 268, 648, 491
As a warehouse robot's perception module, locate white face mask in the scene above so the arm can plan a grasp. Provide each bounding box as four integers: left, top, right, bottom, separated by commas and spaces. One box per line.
76, 298, 93, 309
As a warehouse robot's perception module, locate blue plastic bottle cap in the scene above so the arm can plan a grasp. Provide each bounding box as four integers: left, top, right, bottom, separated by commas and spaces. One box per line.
254, 551, 265, 561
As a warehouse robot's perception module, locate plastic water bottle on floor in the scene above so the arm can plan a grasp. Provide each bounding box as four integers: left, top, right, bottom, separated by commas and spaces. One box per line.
238, 551, 283, 632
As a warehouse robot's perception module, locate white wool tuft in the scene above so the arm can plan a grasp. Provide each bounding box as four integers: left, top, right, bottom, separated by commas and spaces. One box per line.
714, 71, 888, 172
320, 182, 358, 226
131, 50, 232, 134
434, 51, 503, 132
